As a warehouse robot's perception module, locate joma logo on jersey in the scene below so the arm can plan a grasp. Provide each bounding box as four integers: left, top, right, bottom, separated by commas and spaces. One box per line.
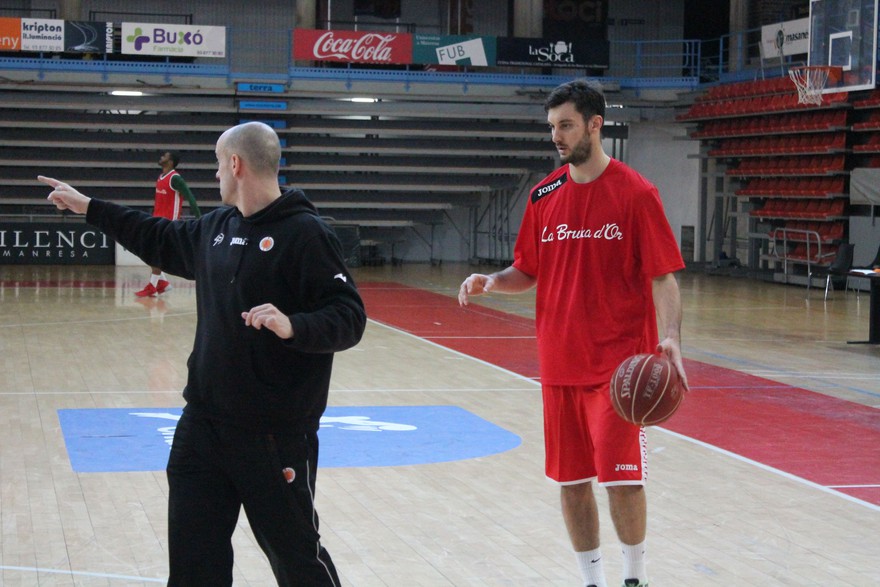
531, 175, 568, 203
615, 464, 639, 472
230, 237, 248, 246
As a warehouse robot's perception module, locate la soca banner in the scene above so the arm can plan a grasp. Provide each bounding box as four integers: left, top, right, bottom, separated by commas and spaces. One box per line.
0, 17, 113, 53
292, 28, 608, 69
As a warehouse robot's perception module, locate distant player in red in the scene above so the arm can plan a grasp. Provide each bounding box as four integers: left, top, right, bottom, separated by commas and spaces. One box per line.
459, 80, 689, 587
137, 151, 200, 297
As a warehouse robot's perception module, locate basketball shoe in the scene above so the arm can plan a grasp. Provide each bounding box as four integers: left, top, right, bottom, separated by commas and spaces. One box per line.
622, 580, 647, 587
135, 283, 157, 297
156, 279, 171, 294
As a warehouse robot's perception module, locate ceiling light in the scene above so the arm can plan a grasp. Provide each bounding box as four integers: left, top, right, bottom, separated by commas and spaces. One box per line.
111, 90, 144, 97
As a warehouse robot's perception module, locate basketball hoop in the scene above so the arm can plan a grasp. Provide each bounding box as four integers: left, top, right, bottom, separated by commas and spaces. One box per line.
789, 66, 842, 105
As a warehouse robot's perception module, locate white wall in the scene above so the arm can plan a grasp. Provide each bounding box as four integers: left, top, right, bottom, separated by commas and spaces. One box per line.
625, 121, 701, 258
850, 216, 880, 266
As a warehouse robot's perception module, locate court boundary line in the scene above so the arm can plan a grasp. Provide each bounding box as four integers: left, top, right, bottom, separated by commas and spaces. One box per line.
368, 319, 880, 512
0, 565, 165, 583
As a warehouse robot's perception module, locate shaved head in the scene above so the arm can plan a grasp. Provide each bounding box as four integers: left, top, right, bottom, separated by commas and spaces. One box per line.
217, 122, 281, 177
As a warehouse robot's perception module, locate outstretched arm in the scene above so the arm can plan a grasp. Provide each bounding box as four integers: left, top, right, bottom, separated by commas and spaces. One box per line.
39, 176, 91, 214
652, 272, 689, 391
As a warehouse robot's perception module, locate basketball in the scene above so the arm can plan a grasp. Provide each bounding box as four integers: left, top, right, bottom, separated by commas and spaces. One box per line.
610, 353, 683, 426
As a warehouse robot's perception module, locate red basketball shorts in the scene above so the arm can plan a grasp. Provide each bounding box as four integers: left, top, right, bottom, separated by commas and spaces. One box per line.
542, 383, 647, 486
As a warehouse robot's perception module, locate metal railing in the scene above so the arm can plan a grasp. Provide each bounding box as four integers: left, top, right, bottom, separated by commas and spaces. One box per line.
770, 227, 833, 284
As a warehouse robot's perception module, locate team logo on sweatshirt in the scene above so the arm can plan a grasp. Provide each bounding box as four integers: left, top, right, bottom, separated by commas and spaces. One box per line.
212, 233, 225, 246
259, 236, 275, 252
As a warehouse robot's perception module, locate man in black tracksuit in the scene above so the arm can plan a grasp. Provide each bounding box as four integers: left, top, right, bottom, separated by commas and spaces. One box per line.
40, 121, 366, 586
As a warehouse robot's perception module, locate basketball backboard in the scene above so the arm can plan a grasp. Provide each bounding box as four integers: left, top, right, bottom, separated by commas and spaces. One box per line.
809, 0, 878, 92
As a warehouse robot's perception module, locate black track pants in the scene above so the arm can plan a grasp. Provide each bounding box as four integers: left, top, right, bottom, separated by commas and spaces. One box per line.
166, 410, 340, 586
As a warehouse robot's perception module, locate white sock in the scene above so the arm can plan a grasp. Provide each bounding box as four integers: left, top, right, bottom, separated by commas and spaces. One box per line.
575, 548, 607, 587
149, 274, 159, 287
621, 539, 647, 584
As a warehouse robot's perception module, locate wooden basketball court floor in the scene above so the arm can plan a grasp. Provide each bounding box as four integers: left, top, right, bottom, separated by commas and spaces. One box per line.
0, 263, 877, 586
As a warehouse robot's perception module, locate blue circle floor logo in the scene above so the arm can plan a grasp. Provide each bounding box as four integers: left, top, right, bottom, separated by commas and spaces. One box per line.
57, 406, 522, 472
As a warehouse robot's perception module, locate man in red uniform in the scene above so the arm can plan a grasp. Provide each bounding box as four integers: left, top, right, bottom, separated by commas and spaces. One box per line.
136, 151, 201, 297
459, 80, 689, 587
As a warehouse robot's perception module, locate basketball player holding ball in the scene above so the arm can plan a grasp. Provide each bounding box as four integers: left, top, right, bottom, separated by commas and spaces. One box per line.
459, 80, 689, 587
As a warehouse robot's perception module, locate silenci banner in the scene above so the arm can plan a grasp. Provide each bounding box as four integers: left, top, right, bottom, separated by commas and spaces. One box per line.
0, 223, 114, 265
496, 37, 609, 69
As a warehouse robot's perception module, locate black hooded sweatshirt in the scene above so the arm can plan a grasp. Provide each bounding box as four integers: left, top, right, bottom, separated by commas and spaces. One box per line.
86, 188, 366, 433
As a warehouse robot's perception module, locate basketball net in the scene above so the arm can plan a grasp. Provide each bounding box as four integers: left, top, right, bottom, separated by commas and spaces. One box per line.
788, 66, 842, 105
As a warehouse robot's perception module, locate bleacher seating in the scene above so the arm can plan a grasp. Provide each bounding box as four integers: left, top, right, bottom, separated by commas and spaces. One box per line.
0, 83, 555, 239
678, 74, 849, 122
770, 221, 845, 243
710, 133, 846, 156
735, 176, 845, 196
852, 89, 880, 109
726, 155, 845, 176
691, 109, 848, 138
750, 198, 846, 220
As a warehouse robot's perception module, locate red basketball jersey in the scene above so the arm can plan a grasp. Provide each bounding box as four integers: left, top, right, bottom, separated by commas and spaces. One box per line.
513, 159, 685, 386
153, 170, 182, 220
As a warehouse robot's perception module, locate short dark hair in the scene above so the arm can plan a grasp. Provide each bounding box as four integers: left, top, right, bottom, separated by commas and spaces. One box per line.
543, 79, 606, 120
167, 151, 181, 168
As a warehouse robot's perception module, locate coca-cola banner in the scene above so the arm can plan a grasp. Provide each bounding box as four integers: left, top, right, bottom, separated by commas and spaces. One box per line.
293, 29, 413, 65
496, 37, 609, 69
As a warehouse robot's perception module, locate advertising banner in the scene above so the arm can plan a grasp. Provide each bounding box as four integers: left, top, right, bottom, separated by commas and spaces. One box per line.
64, 21, 114, 54
0, 17, 21, 51
121, 22, 226, 57
496, 37, 609, 69
21, 18, 65, 52
413, 34, 496, 66
293, 28, 413, 65
760, 18, 810, 59
0, 223, 114, 265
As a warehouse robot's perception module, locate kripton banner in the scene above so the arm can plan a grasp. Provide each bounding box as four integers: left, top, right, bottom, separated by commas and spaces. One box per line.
0, 17, 112, 53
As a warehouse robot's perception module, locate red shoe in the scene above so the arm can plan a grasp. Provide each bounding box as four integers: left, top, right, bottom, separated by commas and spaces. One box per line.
157, 279, 171, 294
135, 283, 158, 297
